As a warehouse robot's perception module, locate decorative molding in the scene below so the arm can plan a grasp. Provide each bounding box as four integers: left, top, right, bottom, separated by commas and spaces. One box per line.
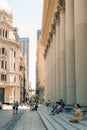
51, 22, 56, 34
54, 9, 60, 23
59, 0, 65, 13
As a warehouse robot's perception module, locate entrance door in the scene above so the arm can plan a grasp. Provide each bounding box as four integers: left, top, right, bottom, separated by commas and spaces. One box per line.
0, 88, 4, 103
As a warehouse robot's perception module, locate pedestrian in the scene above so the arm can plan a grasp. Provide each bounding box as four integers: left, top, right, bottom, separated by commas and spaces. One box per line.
15, 101, 19, 114
13, 101, 15, 114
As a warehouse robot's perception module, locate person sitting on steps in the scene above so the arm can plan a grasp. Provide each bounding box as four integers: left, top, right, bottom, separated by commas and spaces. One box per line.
70, 103, 83, 123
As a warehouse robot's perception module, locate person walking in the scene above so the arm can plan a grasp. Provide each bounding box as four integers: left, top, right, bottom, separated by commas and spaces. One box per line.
13, 101, 16, 114
15, 101, 19, 114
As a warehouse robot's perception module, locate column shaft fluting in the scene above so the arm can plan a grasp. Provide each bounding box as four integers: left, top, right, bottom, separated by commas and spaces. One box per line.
53, 33, 56, 101
74, 0, 87, 105
56, 22, 60, 100
66, 0, 76, 105
60, 11, 66, 102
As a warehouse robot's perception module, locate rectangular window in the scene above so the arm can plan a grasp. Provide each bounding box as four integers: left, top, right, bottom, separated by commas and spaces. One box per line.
1, 61, 4, 68
14, 63, 15, 70
1, 74, 6, 81
14, 51, 16, 57
2, 48, 5, 54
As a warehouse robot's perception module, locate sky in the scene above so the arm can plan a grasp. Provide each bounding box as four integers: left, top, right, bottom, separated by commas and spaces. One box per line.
7, 0, 43, 90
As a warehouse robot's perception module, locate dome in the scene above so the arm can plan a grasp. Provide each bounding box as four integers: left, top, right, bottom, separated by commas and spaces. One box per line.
0, 0, 12, 16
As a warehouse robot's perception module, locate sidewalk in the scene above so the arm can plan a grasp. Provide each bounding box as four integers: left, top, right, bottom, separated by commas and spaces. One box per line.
13, 110, 46, 130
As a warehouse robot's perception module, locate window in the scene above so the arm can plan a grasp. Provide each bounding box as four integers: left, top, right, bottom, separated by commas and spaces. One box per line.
1, 74, 6, 81
0, 48, 7, 55
5, 31, 7, 38
14, 51, 16, 57
14, 63, 15, 70
1, 61, 4, 68
1, 60, 7, 69
2, 48, 4, 54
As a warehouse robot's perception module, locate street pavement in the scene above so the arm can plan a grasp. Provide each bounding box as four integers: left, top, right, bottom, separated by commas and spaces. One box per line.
0, 105, 46, 130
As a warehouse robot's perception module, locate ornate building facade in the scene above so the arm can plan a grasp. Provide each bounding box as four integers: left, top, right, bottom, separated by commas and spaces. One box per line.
0, 0, 20, 103
39, 0, 87, 106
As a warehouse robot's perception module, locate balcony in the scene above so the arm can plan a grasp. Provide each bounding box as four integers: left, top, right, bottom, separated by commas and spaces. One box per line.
0, 80, 20, 88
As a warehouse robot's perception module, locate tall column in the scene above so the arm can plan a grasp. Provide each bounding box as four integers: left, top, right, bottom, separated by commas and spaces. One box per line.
46, 51, 49, 101
74, 0, 87, 106
47, 45, 51, 100
50, 38, 54, 102
59, 1, 66, 102
55, 11, 60, 100
66, 0, 76, 105
50, 40, 54, 102
52, 23, 56, 101
45, 51, 48, 101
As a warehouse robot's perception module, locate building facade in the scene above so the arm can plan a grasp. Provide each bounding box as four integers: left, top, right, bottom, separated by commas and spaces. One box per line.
0, 0, 20, 103
20, 37, 29, 93
40, 0, 87, 106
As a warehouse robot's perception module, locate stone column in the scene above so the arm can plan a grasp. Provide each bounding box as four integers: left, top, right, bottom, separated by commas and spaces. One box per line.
55, 10, 60, 100
59, 0, 66, 102
44, 50, 48, 101
48, 44, 51, 101
47, 44, 50, 100
50, 40, 54, 102
52, 23, 56, 101
46, 51, 49, 101
66, 0, 76, 105
74, 0, 87, 106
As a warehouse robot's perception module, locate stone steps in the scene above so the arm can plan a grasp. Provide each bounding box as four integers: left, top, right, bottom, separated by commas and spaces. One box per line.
38, 105, 87, 130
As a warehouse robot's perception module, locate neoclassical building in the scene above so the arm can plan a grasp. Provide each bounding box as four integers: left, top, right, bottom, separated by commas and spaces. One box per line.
37, 0, 87, 106
0, 0, 20, 103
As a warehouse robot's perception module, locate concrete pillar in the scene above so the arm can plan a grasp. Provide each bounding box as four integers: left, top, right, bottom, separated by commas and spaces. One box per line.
56, 22, 60, 100
74, 0, 87, 106
66, 0, 76, 105
60, 8, 66, 102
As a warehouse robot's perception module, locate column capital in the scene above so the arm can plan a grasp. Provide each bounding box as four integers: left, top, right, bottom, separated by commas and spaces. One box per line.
49, 31, 53, 40
59, 0, 65, 13
54, 9, 60, 24
51, 22, 56, 34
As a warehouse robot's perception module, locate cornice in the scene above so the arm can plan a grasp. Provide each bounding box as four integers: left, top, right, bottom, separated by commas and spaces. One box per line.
41, 0, 56, 47
42, 0, 65, 59
0, 37, 20, 48
0, 21, 13, 30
